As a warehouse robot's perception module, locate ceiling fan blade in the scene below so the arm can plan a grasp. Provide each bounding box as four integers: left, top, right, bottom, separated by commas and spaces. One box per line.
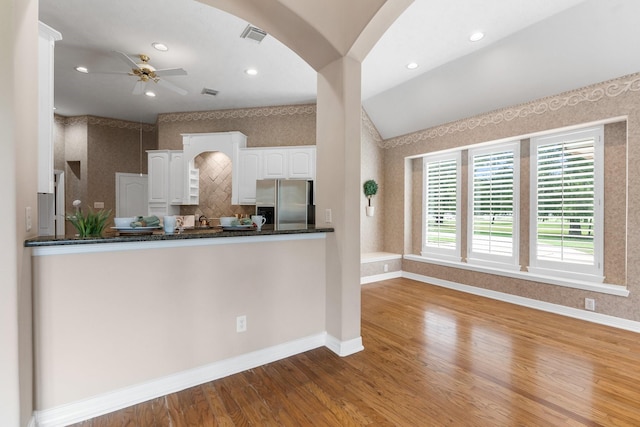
154, 68, 187, 77
91, 71, 131, 76
157, 78, 188, 95
113, 50, 141, 70
132, 80, 147, 95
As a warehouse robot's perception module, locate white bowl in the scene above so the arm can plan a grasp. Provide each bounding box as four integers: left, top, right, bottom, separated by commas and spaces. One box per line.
219, 216, 235, 226
114, 217, 135, 227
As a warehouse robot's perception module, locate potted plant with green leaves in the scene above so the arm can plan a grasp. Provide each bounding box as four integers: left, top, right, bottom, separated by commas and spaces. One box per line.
363, 179, 378, 216
67, 199, 111, 238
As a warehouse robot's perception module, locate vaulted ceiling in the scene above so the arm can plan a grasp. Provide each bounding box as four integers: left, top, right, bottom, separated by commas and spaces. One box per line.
39, 0, 640, 140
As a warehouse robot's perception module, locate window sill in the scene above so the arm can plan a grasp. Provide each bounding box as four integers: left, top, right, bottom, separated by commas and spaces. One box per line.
404, 254, 629, 297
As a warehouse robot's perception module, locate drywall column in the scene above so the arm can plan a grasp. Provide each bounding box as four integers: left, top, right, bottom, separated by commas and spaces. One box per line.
316, 56, 363, 353
3, 0, 39, 425
0, 0, 19, 424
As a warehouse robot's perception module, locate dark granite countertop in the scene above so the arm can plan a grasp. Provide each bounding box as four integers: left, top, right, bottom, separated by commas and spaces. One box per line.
24, 226, 334, 247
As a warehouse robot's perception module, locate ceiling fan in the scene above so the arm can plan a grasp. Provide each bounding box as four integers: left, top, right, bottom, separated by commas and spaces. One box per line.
113, 51, 188, 96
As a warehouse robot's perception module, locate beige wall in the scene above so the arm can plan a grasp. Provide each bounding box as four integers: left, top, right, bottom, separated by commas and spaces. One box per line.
382, 73, 640, 322
55, 116, 157, 234
33, 237, 327, 409
157, 105, 316, 150
361, 111, 385, 253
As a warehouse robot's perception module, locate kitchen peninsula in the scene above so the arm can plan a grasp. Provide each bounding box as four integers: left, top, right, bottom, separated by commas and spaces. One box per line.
26, 227, 336, 426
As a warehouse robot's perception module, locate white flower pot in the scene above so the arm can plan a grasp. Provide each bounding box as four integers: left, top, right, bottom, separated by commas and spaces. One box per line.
366, 206, 375, 217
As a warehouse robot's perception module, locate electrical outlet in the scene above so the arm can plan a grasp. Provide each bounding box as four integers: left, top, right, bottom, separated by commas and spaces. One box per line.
384, 264, 389, 273
236, 315, 247, 332
94, 201, 104, 209
585, 298, 595, 311
325, 208, 332, 224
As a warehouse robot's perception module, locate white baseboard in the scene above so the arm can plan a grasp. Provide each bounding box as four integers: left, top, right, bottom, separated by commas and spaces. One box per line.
325, 334, 364, 357
403, 271, 640, 333
34, 333, 333, 427
361, 271, 402, 285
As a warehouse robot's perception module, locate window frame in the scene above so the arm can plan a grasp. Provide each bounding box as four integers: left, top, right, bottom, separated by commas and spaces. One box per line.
467, 142, 520, 270
529, 126, 604, 282
421, 152, 461, 262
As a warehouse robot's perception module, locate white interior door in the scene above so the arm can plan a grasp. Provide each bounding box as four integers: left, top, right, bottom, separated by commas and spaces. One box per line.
116, 173, 148, 217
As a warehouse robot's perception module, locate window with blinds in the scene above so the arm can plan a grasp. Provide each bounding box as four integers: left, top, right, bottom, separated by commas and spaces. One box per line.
468, 143, 519, 267
422, 153, 460, 260
530, 127, 603, 280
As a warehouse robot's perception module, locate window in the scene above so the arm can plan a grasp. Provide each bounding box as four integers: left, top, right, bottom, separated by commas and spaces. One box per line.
468, 143, 520, 268
530, 127, 603, 281
422, 153, 461, 261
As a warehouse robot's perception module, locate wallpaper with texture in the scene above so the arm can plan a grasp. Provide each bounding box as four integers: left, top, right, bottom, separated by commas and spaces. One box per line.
381, 72, 639, 321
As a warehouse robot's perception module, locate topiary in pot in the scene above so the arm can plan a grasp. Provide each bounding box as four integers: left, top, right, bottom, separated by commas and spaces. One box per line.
363, 179, 378, 216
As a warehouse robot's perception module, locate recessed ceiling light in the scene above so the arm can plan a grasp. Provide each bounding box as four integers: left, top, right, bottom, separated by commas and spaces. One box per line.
245, 68, 258, 76
74, 66, 88, 73
152, 42, 168, 52
145, 91, 156, 97
406, 62, 419, 70
470, 32, 485, 42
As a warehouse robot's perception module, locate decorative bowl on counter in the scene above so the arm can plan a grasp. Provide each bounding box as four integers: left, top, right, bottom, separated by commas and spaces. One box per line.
113, 217, 136, 227
219, 216, 236, 226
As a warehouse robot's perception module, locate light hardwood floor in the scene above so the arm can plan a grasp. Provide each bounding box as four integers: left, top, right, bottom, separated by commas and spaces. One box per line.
70, 277, 640, 426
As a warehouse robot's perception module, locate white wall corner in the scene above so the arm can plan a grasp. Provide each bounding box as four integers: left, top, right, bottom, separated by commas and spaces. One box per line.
33, 333, 327, 427
361, 271, 402, 285
325, 334, 364, 357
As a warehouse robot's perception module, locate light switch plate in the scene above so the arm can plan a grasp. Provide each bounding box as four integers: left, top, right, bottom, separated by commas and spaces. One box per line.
25, 206, 32, 232
325, 208, 332, 224
94, 202, 105, 209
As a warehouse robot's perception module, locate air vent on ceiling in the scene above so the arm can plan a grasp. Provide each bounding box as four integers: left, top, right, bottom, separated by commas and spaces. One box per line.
201, 88, 219, 96
240, 24, 267, 43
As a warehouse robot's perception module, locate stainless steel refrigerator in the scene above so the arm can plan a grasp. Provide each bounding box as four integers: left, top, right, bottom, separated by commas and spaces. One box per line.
255, 179, 315, 230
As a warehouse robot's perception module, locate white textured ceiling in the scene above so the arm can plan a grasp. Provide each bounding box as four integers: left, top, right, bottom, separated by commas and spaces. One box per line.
39, 0, 640, 139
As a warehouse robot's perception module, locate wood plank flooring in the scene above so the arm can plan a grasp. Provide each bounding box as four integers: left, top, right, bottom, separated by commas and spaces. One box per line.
70, 277, 640, 426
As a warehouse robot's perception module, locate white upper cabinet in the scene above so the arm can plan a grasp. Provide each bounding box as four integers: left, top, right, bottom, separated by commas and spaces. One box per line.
236, 146, 316, 204
38, 22, 62, 194
147, 150, 182, 217
263, 149, 288, 179
288, 147, 316, 179
148, 151, 170, 204
237, 149, 262, 205
169, 151, 185, 205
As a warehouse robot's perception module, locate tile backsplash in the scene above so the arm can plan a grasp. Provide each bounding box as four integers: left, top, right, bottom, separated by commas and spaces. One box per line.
180, 151, 255, 223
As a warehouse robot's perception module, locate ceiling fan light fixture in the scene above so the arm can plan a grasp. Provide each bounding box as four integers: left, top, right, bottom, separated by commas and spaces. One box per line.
75, 66, 89, 73
152, 42, 168, 52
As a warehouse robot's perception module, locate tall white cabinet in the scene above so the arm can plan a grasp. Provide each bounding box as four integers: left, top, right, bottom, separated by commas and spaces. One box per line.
147, 150, 180, 217
38, 22, 62, 194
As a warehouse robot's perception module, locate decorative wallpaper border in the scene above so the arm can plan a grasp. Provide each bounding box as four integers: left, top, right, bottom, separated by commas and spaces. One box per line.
158, 104, 316, 123
381, 72, 640, 149
361, 109, 383, 147
55, 115, 155, 132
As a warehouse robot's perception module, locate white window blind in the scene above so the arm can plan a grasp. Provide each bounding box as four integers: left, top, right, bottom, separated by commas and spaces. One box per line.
468, 143, 519, 267
422, 153, 460, 260
530, 127, 603, 281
